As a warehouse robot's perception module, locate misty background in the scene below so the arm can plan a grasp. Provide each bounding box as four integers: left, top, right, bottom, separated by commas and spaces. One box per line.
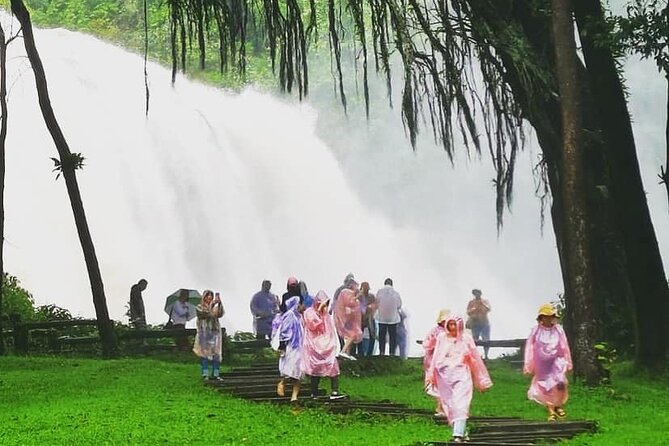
1, 4, 666, 356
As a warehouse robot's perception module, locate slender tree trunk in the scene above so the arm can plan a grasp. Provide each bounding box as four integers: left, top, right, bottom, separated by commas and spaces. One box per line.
664, 78, 669, 209
11, 0, 119, 358
552, 0, 601, 384
0, 23, 7, 356
573, 0, 669, 369
143, 0, 150, 116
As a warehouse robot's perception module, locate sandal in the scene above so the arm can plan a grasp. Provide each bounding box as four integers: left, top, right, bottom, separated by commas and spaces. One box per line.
555, 407, 567, 418
547, 413, 558, 422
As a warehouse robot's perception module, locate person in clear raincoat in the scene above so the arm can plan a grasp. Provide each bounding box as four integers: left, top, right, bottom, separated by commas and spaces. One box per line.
301, 290, 346, 400
333, 281, 362, 360
523, 303, 573, 421
423, 309, 450, 416
427, 315, 492, 443
274, 295, 304, 402
193, 290, 224, 380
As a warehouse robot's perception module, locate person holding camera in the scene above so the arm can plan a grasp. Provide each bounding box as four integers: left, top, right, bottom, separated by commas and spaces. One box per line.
193, 290, 225, 380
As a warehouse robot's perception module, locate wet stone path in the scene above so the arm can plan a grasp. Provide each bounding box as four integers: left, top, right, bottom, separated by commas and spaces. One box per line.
205, 363, 596, 445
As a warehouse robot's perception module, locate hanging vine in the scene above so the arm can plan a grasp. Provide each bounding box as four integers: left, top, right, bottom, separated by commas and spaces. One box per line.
163, 0, 556, 227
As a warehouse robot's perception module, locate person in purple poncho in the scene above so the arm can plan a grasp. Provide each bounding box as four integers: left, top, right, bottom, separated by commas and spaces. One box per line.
250, 280, 279, 340
523, 303, 573, 421
274, 295, 304, 402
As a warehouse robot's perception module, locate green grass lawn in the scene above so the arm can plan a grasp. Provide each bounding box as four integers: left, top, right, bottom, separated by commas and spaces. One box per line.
0, 355, 667, 445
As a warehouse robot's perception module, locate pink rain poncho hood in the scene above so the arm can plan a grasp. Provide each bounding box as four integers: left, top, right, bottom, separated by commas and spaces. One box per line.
301, 290, 340, 377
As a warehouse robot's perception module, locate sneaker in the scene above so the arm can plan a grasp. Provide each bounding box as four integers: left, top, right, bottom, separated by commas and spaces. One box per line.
202, 375, 209, 381
451, 436, 464, 443
210, 376, 223, 382
329, 392, 347, 401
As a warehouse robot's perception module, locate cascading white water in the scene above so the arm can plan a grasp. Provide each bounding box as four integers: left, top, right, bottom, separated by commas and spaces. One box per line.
2, 12, 667, 355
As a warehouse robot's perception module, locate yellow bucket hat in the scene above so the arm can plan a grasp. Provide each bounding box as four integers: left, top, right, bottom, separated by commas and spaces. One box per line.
436, 309, 450, 323
537, 303, 557, 317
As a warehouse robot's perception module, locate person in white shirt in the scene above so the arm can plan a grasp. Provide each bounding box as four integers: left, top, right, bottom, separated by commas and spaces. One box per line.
375, 278, 402, 356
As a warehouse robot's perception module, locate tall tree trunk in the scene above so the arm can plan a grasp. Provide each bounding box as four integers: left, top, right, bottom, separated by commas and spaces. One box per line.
551, 0, 601, 384
573, 0, 669, 369
11, 0, 119, 358
466, 0, 634, 375
0, 23, 7, 356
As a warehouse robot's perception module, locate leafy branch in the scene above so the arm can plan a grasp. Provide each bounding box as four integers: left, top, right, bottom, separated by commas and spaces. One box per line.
50, 152, 85, 180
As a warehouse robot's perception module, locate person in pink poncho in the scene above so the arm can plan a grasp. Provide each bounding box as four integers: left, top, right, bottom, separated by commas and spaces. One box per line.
301, 290, 346, 400
523, 303, 573, 421
427, 315, 492, 443
333, 280, 362, 360
423, 309, 450, 416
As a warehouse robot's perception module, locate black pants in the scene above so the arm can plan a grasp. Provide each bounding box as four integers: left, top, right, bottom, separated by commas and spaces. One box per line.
378, 323, 398, 356
173, 324, 189, 350
310, 375, 339, 396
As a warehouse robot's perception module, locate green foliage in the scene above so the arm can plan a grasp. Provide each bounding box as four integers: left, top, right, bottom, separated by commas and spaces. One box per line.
33, 304, 73, 321
594, 341, 617, 385
0, 356, 446, 445
1, 273, 35, 320
50, 152, 85, 180
1, 357, 668, 445
25, 0, 278, 90
613, 1, 669, 75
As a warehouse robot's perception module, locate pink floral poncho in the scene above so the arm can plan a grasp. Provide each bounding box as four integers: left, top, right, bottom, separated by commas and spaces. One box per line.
523, 323, 572, 407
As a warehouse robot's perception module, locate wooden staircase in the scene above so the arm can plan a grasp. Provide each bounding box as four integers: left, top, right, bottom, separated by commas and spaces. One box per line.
206, 363, 597, 445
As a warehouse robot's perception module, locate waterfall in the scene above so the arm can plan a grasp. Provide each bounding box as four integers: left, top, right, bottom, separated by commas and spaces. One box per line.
2, 15, 666, 355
